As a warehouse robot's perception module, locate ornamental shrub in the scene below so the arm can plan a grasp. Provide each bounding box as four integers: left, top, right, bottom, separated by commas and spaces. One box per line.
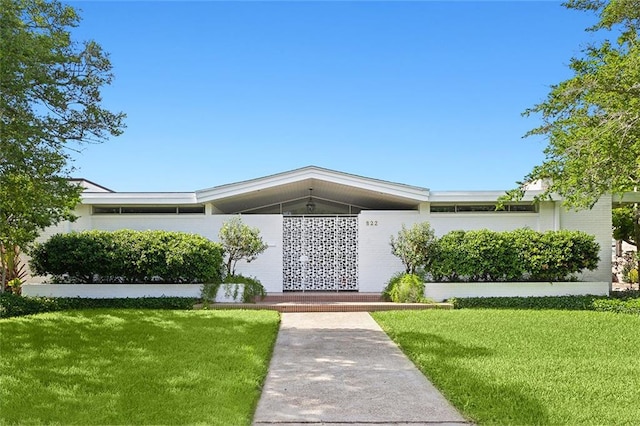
430, 230, 468, 281
222, 274, 266, 303
390, 222, 438, 275
384, 273, 425, 303
449, 295, 640, 314
429, 228, 599, 282
0, 293, 195, 318
30, 230, 224, 284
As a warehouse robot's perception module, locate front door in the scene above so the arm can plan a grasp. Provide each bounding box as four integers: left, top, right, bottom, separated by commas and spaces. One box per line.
283, 216, 358, 291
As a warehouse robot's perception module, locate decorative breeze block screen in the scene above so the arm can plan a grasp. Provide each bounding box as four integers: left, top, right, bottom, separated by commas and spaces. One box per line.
283, 216, 358, 291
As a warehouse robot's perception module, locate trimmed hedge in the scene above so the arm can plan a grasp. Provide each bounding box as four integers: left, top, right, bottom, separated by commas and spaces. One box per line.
30, 230, 224, 284
0, 293, 195, 318
429, 229, 600, 282
450, 293, 640, 314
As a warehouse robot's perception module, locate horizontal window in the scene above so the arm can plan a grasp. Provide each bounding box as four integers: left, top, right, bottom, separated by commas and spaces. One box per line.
430, 204, 536, 213
93, 206, 205, 215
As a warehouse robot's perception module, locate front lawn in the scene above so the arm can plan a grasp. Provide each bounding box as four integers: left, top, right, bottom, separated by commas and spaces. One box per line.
372, 309, 640, 425
0, 309, 280, 425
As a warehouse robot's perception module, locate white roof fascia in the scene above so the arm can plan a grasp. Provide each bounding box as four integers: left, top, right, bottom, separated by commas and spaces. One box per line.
81, 192, 198, 205
196, 166, 430, 202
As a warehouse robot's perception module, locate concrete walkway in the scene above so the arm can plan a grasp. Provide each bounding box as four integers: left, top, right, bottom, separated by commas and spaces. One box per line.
253, 312, 469, 425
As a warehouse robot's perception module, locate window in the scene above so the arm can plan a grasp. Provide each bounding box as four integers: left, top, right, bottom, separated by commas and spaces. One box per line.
92, 206, 205, 215
430, 203, 536, 213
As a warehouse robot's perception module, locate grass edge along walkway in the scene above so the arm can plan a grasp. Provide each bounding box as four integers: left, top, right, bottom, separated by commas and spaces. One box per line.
0, 309, 280, 426
372, 309, 640, 425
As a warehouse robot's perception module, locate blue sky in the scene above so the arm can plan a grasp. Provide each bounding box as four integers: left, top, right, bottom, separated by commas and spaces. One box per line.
67, 1, 602, 192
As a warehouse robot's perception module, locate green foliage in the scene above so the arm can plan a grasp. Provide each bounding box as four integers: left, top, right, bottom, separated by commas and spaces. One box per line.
449, 295, 602, 311
0, 0, 125, 261
381, 272, 405, 301
389, 222, 437, 274
0, 244, 27, 293
430, 228, 599, 282
0, 293, 195, 318
222, 274, 266, 303
624, 268, 638, 284
591, 298, 640, 315
218, 216, 268, 276
30, 230, 224, 284
613, 206, 637, 246
450, 293, 640, 315
383, 273, 426, 303
429, 230, 467, 281
501, 1, 639, 210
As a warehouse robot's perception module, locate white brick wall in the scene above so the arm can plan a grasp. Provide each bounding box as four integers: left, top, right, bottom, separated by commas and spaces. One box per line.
358, 211, 422, 292
28, 198, 612, 292
559, 195, 612, 283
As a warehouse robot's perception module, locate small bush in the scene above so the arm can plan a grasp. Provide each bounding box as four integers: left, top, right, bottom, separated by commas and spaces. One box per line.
384, 273, 426, 303
624, 268, 638, 284
222, 274, 266, 303
0, 293, 195, 319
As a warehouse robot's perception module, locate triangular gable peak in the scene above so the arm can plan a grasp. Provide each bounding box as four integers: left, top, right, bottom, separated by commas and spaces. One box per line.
196, 166, 430, 214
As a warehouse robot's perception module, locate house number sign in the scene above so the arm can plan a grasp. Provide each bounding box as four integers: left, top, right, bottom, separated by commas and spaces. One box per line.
365, 220, 378, 226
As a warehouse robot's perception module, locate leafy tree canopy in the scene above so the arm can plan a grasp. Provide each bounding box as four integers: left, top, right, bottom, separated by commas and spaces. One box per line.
0, 0, 125, 289
218, 217, 268, 277
502, 0, 639, 209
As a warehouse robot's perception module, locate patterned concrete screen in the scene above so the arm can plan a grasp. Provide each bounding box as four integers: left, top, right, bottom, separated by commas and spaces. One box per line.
283, 216, 358, 291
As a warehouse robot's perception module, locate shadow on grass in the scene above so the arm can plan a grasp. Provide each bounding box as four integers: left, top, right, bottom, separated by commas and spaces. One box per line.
1, 309, 279, 425
386, 330, 550, 425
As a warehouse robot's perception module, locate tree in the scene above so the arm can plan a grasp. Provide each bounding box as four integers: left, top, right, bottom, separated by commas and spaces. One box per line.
613, 205, 637, 246
0, 0, 125, 290
502, 0, 640, 283
390, 222, 437, 275
218, 217, 268, 277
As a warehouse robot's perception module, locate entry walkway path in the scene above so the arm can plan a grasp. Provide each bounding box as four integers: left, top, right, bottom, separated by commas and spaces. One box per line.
253, 312, 469, 425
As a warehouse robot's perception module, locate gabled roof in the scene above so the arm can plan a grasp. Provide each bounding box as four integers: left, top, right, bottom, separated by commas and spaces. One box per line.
195, 166, 430, 213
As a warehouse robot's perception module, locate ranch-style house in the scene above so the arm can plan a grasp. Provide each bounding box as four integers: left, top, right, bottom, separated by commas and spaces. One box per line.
27, 166, 613, 297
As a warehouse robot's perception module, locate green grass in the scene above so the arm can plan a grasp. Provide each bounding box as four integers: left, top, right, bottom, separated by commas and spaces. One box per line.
0, 309, 280, 425
372, 309, 640, 425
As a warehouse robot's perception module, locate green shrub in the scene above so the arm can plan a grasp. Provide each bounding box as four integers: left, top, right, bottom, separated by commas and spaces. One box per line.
429, 228, 600, 282
624, 268, 638, 284
222, 274, 266, 303
390, 222, 438, 275
592, 298, 640, 315
449, 294, 640, 314
30, 230, 224, 284
449, 295, 601, 310
525, 230, 600, 281
430, 231, 468, 281
384, 273, 425, 303
382, 272, 405, 301
0, 293, 195, 318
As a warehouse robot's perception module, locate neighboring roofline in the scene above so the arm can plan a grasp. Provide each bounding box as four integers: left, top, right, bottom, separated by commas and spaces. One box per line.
195, 165, 430, 203
69, 178, 114, 193
81, 192, 198, 205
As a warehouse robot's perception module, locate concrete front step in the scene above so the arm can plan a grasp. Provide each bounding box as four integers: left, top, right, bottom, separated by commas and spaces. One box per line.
197, 292, 454, 312
199, 301, 453, 313
260, 292, 384, 303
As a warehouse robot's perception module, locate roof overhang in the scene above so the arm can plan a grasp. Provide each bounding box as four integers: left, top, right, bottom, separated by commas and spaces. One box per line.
195, 166, 430, 213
